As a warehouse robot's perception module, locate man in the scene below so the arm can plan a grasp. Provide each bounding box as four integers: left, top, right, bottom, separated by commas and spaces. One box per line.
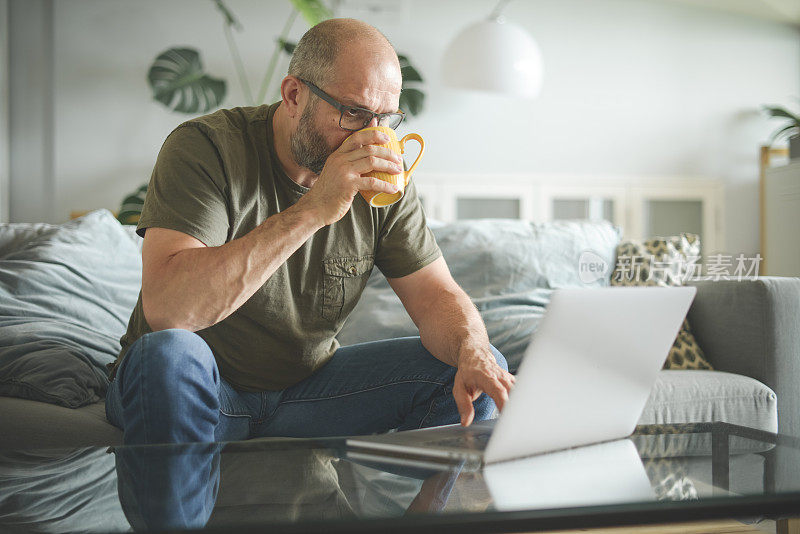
105, 18, 513, 445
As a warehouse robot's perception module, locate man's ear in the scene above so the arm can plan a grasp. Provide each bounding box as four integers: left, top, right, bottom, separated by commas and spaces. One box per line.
280, 76, 304, 119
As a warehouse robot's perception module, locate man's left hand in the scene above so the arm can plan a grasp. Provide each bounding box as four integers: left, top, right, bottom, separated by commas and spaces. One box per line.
452, 350, 515, 426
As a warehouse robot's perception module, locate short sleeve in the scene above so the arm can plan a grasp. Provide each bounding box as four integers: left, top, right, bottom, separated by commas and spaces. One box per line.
375, 180, 442, 279
136, 124, 230, 247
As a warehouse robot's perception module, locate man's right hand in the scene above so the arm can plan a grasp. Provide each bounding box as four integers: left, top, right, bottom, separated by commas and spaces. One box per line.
296, 129, 404, 227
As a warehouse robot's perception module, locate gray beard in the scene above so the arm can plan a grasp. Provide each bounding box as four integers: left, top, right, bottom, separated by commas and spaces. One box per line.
289, 103, 333, 175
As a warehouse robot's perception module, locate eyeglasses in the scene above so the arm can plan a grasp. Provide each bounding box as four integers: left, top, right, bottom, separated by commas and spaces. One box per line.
299, 78, 405, 132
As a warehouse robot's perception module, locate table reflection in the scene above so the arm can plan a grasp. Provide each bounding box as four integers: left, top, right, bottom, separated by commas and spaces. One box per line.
484, 439, 654, 511
3, 428, 771, 532
112, 439, 465, 531
113, 442, 221, 531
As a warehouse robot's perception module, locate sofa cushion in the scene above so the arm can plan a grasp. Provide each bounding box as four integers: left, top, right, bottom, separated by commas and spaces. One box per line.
430, 218, 621, 292
0, 397, 122, 448
338, 219, 622, 372
0, 210, 142, 408
0, 223, 54, 258
635, 370, 777, 457
640, 370, 777, 430
122, 224, 144, 252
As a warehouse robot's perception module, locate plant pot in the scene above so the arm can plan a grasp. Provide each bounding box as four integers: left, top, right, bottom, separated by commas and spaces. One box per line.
790, 134, 800, 161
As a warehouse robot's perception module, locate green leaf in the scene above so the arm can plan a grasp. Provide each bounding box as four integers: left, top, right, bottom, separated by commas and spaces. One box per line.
763, 105, 800, 124
147, 48, 226, 114
398, 54, 425, 117
289, 0, 332, 26
769, 123, 800, 143
399, 88, 425, 117
116, 184, 148, 225
401, 65, 423, 83
278, 38, 297, 55
212, 0, 243, 31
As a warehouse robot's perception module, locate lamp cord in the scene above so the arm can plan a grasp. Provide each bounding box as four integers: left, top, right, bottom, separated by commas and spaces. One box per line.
488, 0, 512, 20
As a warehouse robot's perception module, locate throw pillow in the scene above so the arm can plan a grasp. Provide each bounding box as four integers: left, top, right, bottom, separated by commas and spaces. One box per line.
610, 233, 713, 370
338, 218, 623, 372
0, 210, 142, 407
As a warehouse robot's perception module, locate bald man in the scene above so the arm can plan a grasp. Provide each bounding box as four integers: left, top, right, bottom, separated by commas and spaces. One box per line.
105, 19, 513, 445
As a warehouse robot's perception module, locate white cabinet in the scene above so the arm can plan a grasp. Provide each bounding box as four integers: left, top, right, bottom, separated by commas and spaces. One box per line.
627, 182, 723, 254
415, 173, 724, 255
763, 162, 800, 276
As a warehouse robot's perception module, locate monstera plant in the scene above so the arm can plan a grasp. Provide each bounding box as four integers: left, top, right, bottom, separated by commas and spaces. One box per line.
147, 0, 426, 117
148, 48, 227, 114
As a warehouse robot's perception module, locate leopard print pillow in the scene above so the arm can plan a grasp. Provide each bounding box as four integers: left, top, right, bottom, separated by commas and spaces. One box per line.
635, 425, 700, 501
611, 234, 713, 370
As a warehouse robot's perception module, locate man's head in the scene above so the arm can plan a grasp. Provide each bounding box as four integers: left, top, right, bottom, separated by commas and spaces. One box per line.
284, 18, 402, 174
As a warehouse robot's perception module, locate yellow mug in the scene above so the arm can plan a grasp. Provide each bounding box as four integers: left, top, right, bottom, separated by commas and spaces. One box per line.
353, 126, 425, 208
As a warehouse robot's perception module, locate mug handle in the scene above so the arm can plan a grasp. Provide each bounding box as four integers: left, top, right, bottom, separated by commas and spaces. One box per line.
398, 133, 425, 187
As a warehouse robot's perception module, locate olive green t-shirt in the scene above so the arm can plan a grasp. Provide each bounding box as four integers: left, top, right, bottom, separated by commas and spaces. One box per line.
110, 102, 441, 392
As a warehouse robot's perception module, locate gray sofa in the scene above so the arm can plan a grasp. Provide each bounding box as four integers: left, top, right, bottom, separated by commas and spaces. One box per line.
0, 210, 798, 450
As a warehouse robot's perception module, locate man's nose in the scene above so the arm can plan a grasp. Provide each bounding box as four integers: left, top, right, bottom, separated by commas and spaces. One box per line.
367, 116, 380, 128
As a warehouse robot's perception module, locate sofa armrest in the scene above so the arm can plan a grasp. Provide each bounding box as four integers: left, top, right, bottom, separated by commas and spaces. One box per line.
687, 276, 800, 437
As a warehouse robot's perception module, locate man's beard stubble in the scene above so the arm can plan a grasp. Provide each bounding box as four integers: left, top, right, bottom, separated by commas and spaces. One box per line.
289, 100, 334, 176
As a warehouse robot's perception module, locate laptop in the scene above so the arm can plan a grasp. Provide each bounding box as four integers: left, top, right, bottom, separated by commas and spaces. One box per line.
346, 286, 696, 467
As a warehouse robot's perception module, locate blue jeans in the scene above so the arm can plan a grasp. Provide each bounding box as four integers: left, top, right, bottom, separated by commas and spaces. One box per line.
105, 329, 508, 445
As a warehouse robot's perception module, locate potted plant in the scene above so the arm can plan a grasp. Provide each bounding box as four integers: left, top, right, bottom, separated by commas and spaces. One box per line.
763, 100, 800, 160
122, 0, 425, 225
147, 0, 425, 118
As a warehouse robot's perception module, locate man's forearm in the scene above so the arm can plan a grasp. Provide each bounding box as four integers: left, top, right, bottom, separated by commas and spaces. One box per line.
144, 203, 322, 332
416, 285, 492, 368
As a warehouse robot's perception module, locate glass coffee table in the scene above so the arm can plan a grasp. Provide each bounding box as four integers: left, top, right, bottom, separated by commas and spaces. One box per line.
1, 422, 799, 533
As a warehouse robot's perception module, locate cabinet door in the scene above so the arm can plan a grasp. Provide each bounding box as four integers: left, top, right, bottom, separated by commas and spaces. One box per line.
439, 182, 535, 222
539, 185, 626, 228
457, 197, 521, 219
629, 184, 722, 254
552, 198, 615, 221
413, 181, 441, 221
642, 199, 703, 239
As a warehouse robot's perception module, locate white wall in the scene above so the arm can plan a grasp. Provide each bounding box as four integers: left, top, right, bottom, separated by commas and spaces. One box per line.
9, 0, 800, 257
9, 0, 55, 224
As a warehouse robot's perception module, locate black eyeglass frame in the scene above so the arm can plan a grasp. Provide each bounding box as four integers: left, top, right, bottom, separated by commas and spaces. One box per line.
299, 78, 405, 132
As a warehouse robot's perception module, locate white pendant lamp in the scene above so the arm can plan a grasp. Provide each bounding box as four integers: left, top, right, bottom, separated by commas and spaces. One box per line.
442, 1, 543, 99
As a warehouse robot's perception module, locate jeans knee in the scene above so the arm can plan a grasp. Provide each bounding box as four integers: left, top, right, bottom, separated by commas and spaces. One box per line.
129, 328, 218, 386
471, 345, 507, 422
114, 329, 221, 445
489, 344, 509, 373
474, 392, 497, 421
